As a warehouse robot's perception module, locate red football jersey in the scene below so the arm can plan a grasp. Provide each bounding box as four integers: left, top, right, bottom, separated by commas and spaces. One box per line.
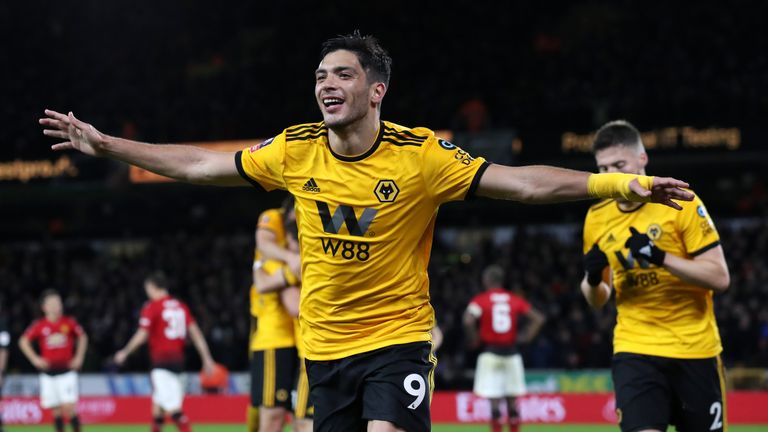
139, 296, 195, 368
467, 287, 531, 346
22, 316, 84, 371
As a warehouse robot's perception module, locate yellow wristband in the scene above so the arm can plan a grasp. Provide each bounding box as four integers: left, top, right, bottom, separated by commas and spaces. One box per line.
587, 173, 654, 201
281, 265, 299, 286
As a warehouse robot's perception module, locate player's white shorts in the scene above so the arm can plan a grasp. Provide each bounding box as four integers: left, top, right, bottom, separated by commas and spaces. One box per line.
473, 352, 526, 398
39, 371, 79, 408
150, 368, 185, 412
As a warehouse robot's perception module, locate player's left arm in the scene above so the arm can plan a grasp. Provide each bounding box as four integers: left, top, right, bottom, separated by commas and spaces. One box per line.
187, 322, 216, 374
279, 286, 301, 318
430, 325, 444, 352
475, 164, 693, 209
70, 327, 88, 371
518, 306, 547, 344
660, 246, 730, 293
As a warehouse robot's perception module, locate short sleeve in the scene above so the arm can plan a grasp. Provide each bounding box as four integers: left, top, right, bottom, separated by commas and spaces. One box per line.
22, 321, 40, 341
236, 134, 287, 191
257, 209, 284, 233
422, 137, 489, 204
679, 193, 721, 256
466, 302, 483, 318
183, 303, 196, 327
139, 304, 153, 330
71, 319, 85, 336
582, 212, 596, 254
516, 297, 532, 315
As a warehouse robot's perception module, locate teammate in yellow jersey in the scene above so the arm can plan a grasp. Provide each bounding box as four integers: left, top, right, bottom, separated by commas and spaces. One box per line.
255, 205, 313, 432
580, 120, 730, 432
42, 31, 693, 432
248, 196, 306, 432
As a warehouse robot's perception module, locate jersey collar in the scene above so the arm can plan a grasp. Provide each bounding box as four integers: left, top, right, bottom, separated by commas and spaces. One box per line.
326, 121, 384, 162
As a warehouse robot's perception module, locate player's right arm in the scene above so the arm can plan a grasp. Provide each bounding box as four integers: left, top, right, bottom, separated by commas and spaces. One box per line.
113, 328, 149, 365
40, 110, 246, 186
18, 334, 48, 371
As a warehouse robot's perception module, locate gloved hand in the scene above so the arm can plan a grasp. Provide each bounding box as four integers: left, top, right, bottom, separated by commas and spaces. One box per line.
625, 227, 666, 266
584, 243, 609, 286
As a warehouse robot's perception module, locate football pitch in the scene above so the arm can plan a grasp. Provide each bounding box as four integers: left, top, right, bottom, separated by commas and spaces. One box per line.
5, 425, 768, 431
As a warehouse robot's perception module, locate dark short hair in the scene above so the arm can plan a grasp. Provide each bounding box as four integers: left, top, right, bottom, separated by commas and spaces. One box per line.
40, 289, 60, 305
145, 271, 170, 291
482, 265, 505, 288
592, 120, 644, 153
320, 30, 392, 87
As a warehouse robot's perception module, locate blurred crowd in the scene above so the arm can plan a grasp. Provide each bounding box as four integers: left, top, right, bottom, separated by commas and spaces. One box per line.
2, 218, 766, 389
5, 2, 767, 160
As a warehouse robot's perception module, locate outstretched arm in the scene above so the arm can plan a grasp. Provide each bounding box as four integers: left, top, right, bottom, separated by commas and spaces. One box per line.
40, 110, 246, 185
475, 164, 693, 209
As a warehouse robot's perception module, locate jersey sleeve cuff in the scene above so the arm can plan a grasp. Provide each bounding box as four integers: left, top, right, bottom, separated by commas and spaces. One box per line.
464, 161, 491, 201
234, 150, 267, 190
689, 240, 720, 257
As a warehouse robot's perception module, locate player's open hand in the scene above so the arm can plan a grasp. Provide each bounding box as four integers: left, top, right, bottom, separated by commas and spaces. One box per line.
40, 109, 107, 157
628, 177, 693, 210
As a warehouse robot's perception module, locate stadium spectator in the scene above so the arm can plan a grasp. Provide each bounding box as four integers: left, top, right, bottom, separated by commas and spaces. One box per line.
113, 272, 216, 432
18, 290, 88, 432
580, 120, 730, 432
464, 265, 546, 432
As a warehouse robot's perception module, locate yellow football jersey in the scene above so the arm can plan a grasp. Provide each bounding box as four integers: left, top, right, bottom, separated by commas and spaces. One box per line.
583, 192, 723, 358
249, 208, 286, 318
237, 121, 488, 360
250, 260, 297, 351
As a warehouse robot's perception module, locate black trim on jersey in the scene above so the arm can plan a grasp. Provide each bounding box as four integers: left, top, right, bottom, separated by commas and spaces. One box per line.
286, 123, 324, 135
465, 161, 491, 200
689, 240, 721, 257
617, 202, 646, 213
234, 151, 267, 190
286, 131, 326, 142
588, 199, 613, 212
382, 127, 428, 145
327, 121, 384, 162
381, 139, 423, 147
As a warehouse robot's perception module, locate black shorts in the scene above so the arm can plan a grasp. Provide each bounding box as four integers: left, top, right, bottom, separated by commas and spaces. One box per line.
612, 352, 727, 432
306, 342, 436, 432
250, 347, 299, 410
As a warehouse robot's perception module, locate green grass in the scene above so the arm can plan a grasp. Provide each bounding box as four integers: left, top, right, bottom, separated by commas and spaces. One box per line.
5, 425, 768, 431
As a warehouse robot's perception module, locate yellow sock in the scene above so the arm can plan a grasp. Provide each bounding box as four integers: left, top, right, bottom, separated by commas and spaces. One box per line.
246, 405, 260, 432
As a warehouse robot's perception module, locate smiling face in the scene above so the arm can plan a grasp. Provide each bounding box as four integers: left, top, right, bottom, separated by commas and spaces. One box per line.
315, 49, 385, 129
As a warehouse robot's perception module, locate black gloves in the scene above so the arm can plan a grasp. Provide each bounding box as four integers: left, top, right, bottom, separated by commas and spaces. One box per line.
584, 243, 608, 286
625, 227, 666, 266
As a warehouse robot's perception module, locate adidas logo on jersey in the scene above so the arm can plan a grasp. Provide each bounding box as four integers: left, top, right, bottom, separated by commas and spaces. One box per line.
302, 178, 321, 193
606, 233, 616, 243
